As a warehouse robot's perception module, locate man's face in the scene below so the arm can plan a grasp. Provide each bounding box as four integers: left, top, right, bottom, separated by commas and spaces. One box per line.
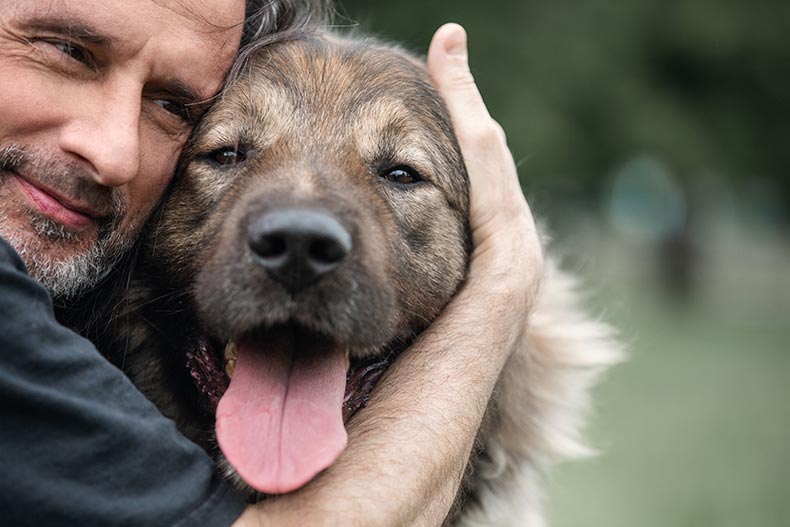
0, 0, 244, 299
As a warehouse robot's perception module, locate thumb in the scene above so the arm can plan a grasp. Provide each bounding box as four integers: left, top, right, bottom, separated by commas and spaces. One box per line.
426, 23, 542, 289
427, 23, 516, 227
427, 23, 492, 136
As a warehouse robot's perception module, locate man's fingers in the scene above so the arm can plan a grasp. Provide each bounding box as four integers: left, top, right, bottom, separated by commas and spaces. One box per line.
427, 23, 542, 292
427, 23, 492, 137
428, 26, 521, 209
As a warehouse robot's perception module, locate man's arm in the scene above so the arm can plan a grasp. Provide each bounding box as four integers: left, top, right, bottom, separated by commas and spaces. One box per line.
234, 23, 543, 527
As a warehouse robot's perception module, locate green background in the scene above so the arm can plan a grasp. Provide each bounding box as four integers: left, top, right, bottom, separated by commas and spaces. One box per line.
339, 1, 790, 525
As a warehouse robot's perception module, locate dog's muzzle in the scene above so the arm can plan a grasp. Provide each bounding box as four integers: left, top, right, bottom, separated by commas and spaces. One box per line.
247, 208, 352, 294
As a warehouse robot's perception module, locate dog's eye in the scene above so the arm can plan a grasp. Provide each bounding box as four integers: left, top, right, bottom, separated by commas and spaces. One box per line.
207, 147, 247, 167
381, 166, 422, 185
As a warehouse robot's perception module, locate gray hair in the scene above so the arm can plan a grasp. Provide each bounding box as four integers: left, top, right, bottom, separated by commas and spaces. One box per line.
242, 0, 333, 47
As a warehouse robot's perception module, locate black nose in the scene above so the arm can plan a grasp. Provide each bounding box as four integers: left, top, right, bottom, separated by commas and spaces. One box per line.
247, 208, 352, 293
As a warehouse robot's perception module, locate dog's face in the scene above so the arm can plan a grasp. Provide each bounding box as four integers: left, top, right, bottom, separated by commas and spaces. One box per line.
147, 33, 470, 494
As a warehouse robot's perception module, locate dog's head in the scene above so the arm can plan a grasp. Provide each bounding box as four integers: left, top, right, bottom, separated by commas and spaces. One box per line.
149, 31, 470, 494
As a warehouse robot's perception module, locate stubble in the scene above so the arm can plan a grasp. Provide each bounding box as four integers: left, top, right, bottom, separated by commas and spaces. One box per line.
0, 145, 133, 300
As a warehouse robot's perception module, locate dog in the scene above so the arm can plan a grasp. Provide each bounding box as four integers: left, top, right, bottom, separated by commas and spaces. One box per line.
88, 29, 621, 526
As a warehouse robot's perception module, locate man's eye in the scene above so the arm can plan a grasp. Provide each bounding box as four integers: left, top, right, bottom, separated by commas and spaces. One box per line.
154, 99, 192, 123
47, 40, 91, 65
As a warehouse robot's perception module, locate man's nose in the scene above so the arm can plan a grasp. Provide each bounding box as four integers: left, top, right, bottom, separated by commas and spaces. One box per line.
58, 80, 141, 188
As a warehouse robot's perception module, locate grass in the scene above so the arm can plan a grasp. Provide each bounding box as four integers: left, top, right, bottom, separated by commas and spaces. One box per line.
544, 227, 790, 526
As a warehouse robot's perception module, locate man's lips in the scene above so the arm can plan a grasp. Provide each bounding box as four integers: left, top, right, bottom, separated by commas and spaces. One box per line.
11, 172, 103, 229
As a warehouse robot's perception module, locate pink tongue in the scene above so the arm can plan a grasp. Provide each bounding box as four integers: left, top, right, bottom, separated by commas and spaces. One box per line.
215, 328, 348, 494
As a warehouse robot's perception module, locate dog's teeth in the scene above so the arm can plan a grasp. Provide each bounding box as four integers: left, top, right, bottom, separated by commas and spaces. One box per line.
225, 358, 236, 378
224, 341, 238, 361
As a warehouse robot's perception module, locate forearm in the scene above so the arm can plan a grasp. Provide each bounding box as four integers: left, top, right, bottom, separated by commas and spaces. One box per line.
340, 277, 530, 525
237, 277, 528, 527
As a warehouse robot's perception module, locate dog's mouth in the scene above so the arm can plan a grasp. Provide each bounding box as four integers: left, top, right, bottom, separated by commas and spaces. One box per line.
185, 323, 399, 494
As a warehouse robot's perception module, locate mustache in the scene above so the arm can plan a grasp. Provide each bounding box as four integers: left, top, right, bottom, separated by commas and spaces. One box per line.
0, 144, 127, 229
0, 145, 27, 172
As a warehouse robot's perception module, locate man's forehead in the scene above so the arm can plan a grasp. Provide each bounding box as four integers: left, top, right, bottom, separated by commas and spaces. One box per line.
148, 0, 246, 34
24, 0, 245, 41
20, 0, 245, 100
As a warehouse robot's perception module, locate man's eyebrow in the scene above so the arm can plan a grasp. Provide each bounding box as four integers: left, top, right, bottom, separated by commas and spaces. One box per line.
151, 78, 212, 109
19, 16, 115, 48
168, 79, 207, 104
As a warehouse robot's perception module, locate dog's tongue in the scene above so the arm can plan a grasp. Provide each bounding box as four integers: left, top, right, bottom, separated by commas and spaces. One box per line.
215, 328, 348, 494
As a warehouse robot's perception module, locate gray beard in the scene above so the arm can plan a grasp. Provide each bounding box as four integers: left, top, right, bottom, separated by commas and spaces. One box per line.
0, 144, 132, 302
0, 209, 130, 301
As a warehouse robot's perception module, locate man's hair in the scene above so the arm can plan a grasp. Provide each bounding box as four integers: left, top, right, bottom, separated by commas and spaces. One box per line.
242, 0, 333, 47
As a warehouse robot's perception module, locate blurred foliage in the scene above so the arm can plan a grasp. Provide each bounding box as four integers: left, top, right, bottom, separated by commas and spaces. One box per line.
337, 0, 790, 219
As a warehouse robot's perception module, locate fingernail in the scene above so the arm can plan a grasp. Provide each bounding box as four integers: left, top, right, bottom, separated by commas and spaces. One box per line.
445, 25, 467, 57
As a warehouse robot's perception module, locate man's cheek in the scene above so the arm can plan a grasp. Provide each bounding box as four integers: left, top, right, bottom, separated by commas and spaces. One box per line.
137, 140, 183, 203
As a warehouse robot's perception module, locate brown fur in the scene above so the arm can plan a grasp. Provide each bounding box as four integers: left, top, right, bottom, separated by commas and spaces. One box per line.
96, 30, 622, 526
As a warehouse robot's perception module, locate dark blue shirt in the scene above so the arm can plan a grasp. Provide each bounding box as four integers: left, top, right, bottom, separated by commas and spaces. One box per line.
0, 237, 246, 527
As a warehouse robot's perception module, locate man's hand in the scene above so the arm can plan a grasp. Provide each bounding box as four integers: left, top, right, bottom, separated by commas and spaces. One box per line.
429, 23, 543, 300
234, 23, 543, 527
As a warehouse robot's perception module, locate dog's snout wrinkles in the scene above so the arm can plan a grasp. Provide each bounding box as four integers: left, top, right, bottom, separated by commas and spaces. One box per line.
247, 209, 352, 294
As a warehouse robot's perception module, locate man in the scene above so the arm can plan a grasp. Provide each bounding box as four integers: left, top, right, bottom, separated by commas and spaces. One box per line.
0, 1, 542, 525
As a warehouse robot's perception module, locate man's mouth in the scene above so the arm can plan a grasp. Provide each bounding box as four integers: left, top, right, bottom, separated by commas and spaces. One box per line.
186, 323, 401, 495
11, 172, 104, 230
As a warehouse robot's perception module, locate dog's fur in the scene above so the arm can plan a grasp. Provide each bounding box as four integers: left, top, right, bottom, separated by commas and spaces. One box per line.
86, 30, 621, 526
